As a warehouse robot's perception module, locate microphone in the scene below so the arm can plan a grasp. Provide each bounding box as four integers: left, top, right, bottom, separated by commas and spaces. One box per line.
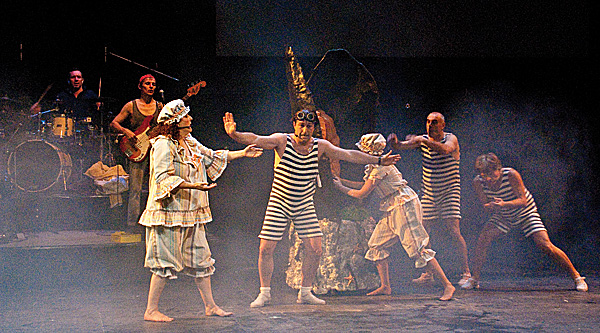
159, 89, 165, 101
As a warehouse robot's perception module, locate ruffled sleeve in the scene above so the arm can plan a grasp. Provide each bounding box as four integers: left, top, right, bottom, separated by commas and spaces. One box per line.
151, 138, 185, 201
204, 150, 228, 181
186, 136, 228, 181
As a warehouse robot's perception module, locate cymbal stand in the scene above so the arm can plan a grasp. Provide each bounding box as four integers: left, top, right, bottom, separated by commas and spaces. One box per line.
30, 107, 58, 138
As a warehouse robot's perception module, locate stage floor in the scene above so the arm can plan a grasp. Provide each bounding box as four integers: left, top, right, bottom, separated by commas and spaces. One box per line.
1, 228, 598, 332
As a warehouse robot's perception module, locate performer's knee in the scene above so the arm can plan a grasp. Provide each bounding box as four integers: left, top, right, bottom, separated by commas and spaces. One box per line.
258, 240, 277, 257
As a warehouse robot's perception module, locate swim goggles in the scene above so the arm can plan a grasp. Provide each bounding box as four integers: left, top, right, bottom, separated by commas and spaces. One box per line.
294, 110, 317, 122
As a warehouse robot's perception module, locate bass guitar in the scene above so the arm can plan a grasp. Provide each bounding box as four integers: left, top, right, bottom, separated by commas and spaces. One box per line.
119, 80, 206, 162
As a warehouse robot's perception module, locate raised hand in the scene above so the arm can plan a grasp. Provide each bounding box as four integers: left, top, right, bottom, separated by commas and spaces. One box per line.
387, 133, 399, 145
223, 112, 237, 136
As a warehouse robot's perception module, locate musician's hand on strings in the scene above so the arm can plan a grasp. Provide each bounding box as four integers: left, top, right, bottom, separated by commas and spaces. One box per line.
124, 129, 137, 141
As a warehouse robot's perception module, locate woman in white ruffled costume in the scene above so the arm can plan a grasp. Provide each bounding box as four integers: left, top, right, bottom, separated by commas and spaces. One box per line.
333, 133, 455, 301
139, 99, 263, 321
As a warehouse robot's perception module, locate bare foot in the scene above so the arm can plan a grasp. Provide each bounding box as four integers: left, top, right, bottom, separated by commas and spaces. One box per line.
439, 284, 455, 301
205, 306, 233, 317
367, 286, 392, 296
144, 309, 174, 322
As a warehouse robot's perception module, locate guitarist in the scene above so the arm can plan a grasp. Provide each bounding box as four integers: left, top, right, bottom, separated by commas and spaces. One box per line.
110, 74, 164, 232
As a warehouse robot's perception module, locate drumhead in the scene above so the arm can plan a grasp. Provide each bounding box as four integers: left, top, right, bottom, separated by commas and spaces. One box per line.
7, 139, 72, 192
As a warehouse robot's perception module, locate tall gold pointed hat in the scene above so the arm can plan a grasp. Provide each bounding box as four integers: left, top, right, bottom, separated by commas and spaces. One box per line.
284, 46, 316, 115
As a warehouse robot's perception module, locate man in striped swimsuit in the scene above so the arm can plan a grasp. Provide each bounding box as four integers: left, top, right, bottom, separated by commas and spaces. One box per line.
463, 153, 587, 292
223, 110, 401, 307
388, 112, 471, 286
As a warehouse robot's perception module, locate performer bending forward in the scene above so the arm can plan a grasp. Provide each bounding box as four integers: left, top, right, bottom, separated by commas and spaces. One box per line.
223, 110, 400, 307
333, 134, 455, 301
465, 153, 587, 292
140, 100, 263, 321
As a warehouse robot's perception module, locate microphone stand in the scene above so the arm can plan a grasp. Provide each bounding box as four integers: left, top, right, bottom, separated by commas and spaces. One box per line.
100, 47, 182, 164
100, 47, 182, 203
107, 51, 180, 82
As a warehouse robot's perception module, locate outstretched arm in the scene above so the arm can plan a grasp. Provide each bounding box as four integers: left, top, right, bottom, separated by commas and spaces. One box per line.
227, 144, 264, 161
318, 139, 400, 166
177, 182, 217, 190
336, 177, 364, 190
333, 176, 378, 199
387, 133, 420, 150
413, 133, 459, 156
223, 112, 284, 151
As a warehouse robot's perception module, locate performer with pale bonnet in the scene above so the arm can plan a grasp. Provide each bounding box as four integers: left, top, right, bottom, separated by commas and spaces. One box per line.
140, 100, 263, 321
333, 133, 455, 301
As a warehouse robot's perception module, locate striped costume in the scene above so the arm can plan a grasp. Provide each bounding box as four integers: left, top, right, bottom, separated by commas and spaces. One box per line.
419, 133, 461, 221
259, 135, 323, 241
478, 168, 547, 237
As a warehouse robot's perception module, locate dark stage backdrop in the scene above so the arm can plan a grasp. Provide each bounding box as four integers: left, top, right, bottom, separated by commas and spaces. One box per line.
1, 1, 597, 270
215, 0, 589, 57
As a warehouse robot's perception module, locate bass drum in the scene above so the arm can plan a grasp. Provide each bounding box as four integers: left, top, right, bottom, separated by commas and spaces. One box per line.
7, 140, 72, 192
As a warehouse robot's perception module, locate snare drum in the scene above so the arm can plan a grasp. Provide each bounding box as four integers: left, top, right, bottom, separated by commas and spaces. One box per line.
52, 114, 75, 138
7, 139, 72, 192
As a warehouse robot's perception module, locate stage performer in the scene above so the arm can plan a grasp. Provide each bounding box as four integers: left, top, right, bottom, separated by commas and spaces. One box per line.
110, 74, 163, 232
333, 133, 455, 300
140, 99, 263, 321
223, 110, 401, 307
387, 112, 471, 286
463, 152, 587, 292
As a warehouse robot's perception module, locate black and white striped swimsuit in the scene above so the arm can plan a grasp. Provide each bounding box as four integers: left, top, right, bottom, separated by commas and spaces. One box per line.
479, 168, 546, 237
259, 135, 323, 241
420, 133, 461, 221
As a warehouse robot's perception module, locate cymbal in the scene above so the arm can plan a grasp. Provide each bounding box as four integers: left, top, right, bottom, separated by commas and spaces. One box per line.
1, 96, 18, 103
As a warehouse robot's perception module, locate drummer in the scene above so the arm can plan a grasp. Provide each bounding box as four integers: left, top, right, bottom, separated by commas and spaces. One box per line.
55, 68, 101, 123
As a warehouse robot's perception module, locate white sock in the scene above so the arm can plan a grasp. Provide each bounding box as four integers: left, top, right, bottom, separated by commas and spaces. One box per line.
259, 287, 271, 297
299, 286, 312, 296
250, 287, 271, 308
297, 287, 326, 305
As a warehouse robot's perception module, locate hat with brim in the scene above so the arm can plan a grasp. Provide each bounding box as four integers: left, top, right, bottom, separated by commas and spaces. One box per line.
157, 99, 190, 125
356, 133, 386, 156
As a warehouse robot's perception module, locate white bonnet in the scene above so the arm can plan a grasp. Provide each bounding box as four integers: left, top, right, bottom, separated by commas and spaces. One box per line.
356, 133, 386, 156
157, 99, 190, 125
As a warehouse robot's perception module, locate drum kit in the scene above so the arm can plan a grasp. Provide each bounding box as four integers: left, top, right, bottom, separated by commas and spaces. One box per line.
1, 96, 119, 195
